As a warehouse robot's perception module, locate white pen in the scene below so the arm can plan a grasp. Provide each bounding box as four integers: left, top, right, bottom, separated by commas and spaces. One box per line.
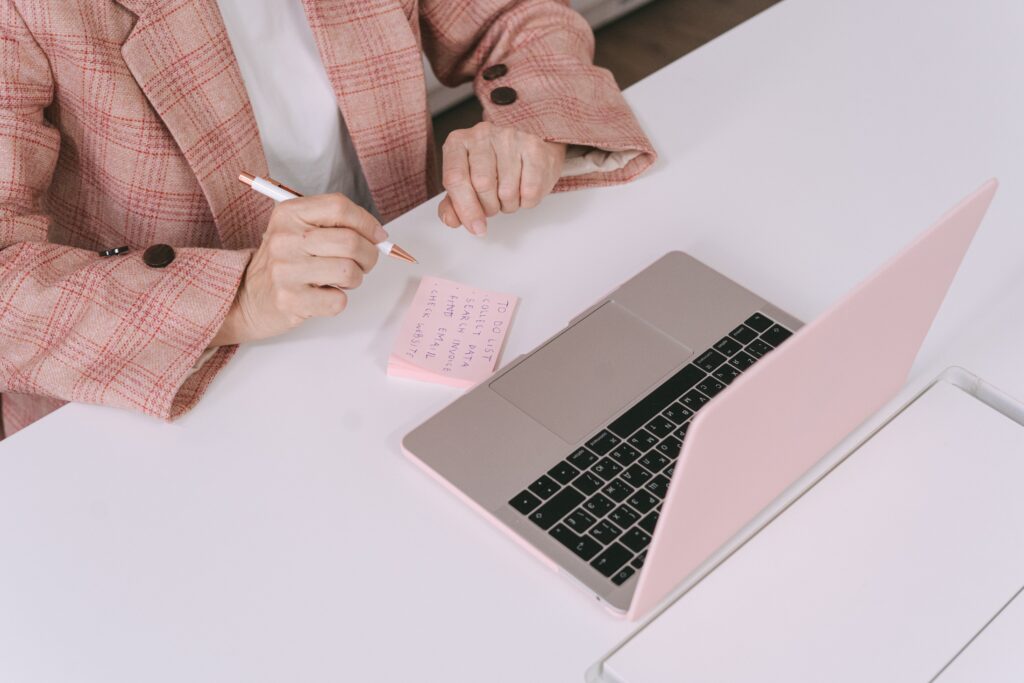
239, 172, 417, 264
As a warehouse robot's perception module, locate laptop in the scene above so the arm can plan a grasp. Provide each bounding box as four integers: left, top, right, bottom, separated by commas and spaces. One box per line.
403, 180, 998, 621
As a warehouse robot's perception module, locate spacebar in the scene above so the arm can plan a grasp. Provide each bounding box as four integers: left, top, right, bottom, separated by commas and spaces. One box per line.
608, 364, 705, 438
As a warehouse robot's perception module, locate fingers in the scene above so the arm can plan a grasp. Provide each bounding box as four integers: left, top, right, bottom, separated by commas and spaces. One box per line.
300, 227, 379, 273
438, 195, 460, 228
269, 255, 365, 292
237, 193, 386, 343
441, 124, 565, 232
300, 256, 365, 290
520, 139, 554, 210
494, 130, 522, 214
298, 286, 349, 319
283, 193, 388, 244
442, 132, 488, 235
468, 143, 500, 218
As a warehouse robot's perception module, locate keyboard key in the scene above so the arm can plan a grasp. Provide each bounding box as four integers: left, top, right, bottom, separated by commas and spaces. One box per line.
601, 478, 635, 503
586, 429, 620, 455
729, 323, 758, 344
611, 566, 636, 586
527, 475, 560, 499
746, 339, 773, 358
645, 475, 672, 499
644, 415, 675, 439
550, 524, 602, 561
656, 436, 683, 459
621, 463, 654, 487
662, 402, 693, 424
571, 471, 603, 495
592, 457, 623, 481
547, 461, 580, 485
508, 490, 542, 515
609, 443, 641, 467
663, 463, 675, 478
627, 491, 659, 514
590, 542, 633, 577
567, 447, 598, 469
631, 550, 648, 569
694, 349, 727, 373
696, 378, 726, 398
680, 389, 711, 411
673, 421, 691, 439
639, 510, 660, 534
621, 527, 652, 553
589, 519, 622, 544
529, 487, 584, 529
713, 364, 741, 384
744, 312, 773, 332
713, 336, 743, 357
628, 429, 659, 452
584, 493, 616, 517
609, 504, 641, 529
761, 324, 793, 347
607, 364, 705, 438
639, 451, 670, 473
728, 351, 757, 371
564, 508, 597, 532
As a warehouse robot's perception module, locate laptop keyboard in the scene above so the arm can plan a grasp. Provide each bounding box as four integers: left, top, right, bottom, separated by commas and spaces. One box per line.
508, 313, 794, 586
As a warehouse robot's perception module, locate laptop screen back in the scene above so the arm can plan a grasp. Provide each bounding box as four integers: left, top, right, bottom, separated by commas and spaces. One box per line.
630, 179, 999, 620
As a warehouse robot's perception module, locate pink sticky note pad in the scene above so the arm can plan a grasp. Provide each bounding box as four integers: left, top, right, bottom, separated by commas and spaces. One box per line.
388, 277, 519, 389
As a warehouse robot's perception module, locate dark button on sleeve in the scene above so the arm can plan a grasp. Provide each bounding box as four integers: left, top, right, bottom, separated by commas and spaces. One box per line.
143, 244, 176, 268
482, 63, 508, 81
490, 86, 517, 106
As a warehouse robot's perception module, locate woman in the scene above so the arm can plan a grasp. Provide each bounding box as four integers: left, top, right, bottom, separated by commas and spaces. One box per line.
0, 0, 655, 438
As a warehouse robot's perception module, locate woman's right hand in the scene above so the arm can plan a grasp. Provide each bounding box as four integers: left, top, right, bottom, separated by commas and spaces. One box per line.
210, 193, 386, 347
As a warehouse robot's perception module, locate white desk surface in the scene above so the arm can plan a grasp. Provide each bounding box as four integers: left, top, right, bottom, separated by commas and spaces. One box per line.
3, 0, 1024, 680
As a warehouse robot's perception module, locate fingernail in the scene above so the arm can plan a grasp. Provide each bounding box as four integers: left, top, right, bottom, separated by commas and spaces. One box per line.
471, 219, 487, 235
374, 225, 389, 242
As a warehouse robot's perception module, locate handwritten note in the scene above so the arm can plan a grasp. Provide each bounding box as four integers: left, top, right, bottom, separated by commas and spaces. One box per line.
388, 277, 519, 389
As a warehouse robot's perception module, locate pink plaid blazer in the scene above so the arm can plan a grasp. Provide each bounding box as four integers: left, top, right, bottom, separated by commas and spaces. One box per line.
0, 0, 655, 439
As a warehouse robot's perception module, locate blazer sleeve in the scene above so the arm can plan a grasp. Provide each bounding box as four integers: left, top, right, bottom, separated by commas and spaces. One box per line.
419, 0, 657, 190
0, 3, 249, 421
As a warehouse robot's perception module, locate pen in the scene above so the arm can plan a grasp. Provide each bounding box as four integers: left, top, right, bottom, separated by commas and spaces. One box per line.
239, 172, 417, 264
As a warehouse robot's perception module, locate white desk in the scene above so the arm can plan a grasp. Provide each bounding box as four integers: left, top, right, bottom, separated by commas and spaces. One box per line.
3, 0, 1024, 680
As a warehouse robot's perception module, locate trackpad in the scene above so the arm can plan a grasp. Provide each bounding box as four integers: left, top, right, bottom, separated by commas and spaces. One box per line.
491, 302, 692, 444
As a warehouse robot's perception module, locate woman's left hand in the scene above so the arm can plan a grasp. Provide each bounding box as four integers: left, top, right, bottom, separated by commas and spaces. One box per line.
438, 122, 567, 236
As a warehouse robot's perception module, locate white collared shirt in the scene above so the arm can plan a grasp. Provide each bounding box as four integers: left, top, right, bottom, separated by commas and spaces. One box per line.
216, 0, 377, 216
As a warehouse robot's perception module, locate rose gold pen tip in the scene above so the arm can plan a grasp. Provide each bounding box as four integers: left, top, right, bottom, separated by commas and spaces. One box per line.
390, 244, 417, 264
238, 172, 255, 186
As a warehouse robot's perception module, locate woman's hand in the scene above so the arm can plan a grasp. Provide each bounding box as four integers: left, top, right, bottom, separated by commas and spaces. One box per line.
438, 122, 567, 235
211, 194, 385, 347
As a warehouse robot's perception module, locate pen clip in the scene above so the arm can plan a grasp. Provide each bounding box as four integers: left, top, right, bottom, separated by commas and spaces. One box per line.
238, 171, 304, 198
264, 176, 304, 198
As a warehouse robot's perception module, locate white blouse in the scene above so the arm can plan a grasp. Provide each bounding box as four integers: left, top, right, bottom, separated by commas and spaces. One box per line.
216, 0, 377, 216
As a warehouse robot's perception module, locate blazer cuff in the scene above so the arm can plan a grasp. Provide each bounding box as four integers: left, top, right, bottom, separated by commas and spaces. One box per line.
156, 249, 251, 420
477, 75, 656, 190
169, 344, 239, 419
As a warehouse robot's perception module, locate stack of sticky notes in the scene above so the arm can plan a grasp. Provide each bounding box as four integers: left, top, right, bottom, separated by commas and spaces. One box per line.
388, 276, 519, 389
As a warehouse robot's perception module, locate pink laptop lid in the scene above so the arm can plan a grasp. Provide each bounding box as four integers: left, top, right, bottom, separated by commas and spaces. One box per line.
629, 180, 999, 620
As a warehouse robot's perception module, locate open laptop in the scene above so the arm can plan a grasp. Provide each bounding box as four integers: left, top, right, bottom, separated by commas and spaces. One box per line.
403, 180, 998, 621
